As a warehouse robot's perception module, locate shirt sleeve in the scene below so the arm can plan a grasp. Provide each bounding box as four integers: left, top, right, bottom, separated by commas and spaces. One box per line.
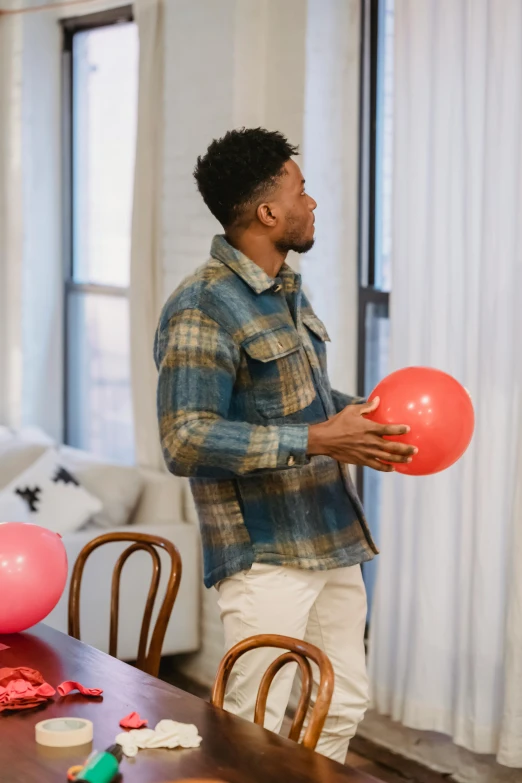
155, 307, 310, 478
330, 389, 366, 413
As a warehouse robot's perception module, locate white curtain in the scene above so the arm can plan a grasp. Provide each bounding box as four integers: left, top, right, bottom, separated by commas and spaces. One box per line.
130, 0, 166, 470
368, 0, 522, 767
0, 2, 23, 428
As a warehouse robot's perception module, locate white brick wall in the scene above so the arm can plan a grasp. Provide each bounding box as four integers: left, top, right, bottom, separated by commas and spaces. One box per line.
161, 0, 308, 302
161, 0, 235, 297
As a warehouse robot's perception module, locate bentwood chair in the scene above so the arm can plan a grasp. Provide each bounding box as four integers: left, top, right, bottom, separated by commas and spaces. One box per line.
211, 633, 335, 751
68, 532, 182, 677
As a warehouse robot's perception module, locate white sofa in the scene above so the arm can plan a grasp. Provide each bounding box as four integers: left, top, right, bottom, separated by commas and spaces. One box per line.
0, 428, 201, 662
45, 467, 201, 660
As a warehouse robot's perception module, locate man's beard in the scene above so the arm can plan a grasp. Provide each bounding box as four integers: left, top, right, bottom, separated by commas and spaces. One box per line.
275, 236, 315, 255
275, 225, 315, 255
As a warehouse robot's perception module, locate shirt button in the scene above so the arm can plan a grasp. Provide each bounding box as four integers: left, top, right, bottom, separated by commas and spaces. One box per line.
287, 455, 296, 467
273, 284, 282, 293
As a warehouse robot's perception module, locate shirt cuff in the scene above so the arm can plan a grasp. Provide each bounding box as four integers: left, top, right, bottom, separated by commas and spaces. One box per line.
276, 425, 310, 468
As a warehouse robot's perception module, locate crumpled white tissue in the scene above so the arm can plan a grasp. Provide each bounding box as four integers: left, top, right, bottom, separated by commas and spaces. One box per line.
116, 719, 202, 757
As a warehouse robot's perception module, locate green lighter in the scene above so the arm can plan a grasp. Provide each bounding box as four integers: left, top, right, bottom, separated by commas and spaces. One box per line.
74, 743, 123, 783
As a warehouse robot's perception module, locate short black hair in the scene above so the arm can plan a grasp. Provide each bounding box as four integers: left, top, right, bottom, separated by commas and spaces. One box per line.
194, 127, 299, 228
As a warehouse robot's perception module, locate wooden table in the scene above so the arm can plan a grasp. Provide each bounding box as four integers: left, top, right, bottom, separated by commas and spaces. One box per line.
0, 624, 379, 783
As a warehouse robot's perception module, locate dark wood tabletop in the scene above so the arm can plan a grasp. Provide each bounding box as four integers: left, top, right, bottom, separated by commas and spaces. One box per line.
0, 624, 379, 783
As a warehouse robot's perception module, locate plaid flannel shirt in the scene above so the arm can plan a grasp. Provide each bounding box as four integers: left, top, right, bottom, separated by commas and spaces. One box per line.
155, 236, 377, 587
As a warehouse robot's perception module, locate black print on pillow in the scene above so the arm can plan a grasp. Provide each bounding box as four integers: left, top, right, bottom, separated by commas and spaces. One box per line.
52, 466, 79, 486
15, 486, 42, 513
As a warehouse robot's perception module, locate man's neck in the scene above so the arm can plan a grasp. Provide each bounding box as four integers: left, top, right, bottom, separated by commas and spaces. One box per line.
225, 232, 286, 279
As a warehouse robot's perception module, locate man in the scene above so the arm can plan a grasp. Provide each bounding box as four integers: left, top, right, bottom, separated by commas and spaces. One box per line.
154, 128, 415, 763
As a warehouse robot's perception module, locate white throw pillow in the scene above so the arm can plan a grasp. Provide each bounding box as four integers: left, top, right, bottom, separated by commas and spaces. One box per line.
0, 491, 30, 523
2, 449, 102, 534
58, 446, 145, 528
0, 427, 13, 443
0, 427, 55, 489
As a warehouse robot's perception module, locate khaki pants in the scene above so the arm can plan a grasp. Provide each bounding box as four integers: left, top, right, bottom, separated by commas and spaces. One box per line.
216, 563, 369, 764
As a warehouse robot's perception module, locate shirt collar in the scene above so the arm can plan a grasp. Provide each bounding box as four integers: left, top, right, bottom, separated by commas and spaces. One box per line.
210, 235, 300, 295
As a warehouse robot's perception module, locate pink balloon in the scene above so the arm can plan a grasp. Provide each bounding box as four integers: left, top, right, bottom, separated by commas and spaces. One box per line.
0, 523, 68, 634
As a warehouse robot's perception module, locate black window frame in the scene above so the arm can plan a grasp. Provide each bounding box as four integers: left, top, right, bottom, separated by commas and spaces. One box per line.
61, 5, 134, 448
357, 0, 390, 502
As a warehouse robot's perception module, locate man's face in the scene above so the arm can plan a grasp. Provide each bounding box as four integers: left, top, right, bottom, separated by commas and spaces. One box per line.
270, 159, 317, 254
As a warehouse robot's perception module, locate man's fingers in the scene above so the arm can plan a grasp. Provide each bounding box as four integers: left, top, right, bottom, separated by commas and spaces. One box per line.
374, 439, 417, 457
359, 396, 380, 416
372, 423, 411, 437
370, 449, 412, 464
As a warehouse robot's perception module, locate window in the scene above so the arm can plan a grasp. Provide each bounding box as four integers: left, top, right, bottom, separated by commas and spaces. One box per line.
63, 7, 138, 464
358, 0, 394, 612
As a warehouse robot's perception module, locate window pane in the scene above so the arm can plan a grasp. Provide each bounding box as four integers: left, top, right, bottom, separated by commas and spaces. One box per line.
72, 23, 139, 287
362, 303, 390, 614
374, 0, 394, 291
364, 302, 390, 396
67, 291, 135, 464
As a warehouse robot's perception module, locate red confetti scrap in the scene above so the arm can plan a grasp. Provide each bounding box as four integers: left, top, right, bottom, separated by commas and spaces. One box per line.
119, 711, 148, 729
57, 681, 103, 697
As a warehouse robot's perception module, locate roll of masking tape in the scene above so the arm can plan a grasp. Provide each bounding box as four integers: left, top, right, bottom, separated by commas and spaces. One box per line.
35, 718, 94, 747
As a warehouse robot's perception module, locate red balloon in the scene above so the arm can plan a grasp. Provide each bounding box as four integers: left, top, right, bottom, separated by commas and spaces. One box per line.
0, 523, 68, 634
366, 367, 474, 476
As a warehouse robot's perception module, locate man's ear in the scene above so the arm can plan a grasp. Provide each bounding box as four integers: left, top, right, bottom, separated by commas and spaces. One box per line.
257, 202, 277, 228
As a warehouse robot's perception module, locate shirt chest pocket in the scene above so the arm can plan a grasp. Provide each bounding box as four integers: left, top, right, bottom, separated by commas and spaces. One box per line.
242, 324, 316, 419
301, 312, 330, 372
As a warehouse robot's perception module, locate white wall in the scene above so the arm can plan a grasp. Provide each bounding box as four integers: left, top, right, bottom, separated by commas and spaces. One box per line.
161, 0, 235, 297
161, 0, 307, 299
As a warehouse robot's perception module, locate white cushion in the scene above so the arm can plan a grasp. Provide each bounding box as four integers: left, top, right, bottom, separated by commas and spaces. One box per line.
184, 483, 200, 526
0, 491, 30, 522
1, 448, 102, 534
58, 445, 145, 528
0, 427, 55, 489
132, 468, 185, 526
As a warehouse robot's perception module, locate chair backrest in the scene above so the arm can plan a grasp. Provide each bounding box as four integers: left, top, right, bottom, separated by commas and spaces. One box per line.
211, 634, 335, 751
68, 532, 182, 677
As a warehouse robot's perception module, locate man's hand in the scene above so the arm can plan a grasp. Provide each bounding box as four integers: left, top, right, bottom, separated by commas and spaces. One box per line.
307, 397, 417, 473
